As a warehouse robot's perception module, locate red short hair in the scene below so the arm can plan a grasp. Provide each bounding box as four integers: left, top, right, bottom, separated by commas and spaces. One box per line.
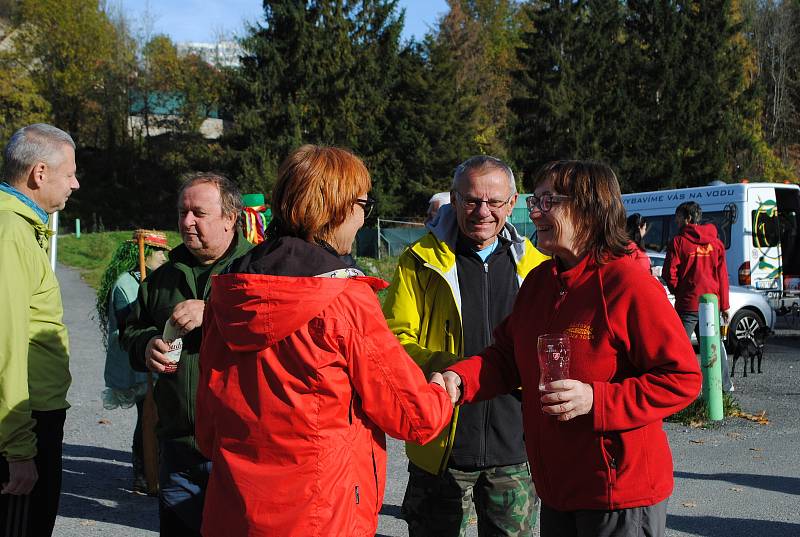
270, 145, 371, 243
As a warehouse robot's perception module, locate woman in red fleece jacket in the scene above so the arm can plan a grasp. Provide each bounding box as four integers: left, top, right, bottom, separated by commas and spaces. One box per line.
441, 161, 701, 537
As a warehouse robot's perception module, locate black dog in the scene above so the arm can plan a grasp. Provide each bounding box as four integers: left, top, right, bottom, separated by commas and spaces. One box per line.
730, 326, 773, 378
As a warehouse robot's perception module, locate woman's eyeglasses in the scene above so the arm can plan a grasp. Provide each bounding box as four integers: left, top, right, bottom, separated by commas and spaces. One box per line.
355, 196, 376, 218
526, 193, 570, 214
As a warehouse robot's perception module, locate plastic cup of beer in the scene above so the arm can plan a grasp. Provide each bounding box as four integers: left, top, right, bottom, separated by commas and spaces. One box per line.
720, 323, 729, 338
537, 333, 570, 393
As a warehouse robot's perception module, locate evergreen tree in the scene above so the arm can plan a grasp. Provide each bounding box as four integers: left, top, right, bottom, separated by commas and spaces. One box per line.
510, 0, 580, 184
624, 0, 688, 190
379, 37, 481, 215
627, 0, 761, 188
512, 0, 764, 192
510, 0, 629, 189
227, 0, 405, 202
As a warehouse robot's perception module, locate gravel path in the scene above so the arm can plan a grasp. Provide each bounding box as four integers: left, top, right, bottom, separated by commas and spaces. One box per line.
52, 263, 799, 536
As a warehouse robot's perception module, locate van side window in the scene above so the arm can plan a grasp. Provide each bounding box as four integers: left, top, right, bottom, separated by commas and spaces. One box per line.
752, 207, 780, 248
643, 217, 668, 252
704, 211, 732, 249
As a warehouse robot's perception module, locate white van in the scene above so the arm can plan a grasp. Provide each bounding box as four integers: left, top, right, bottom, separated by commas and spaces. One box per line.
621, 182, 800, 315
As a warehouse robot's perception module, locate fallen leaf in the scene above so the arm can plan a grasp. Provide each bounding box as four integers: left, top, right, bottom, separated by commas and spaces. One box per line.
729, 487, 743, 492
730, 410, 770, 425
690, 439, 705, 444
98, 419, 111, 425
727, 432, 742, 439
80, 520, 96, 526
753, 456, 765, 461
682, 501, 697, 508
749, 447, 763, 452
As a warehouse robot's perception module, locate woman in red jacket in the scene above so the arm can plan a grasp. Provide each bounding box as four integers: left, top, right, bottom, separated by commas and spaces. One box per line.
626, 212, 653, 273
196, 145, 453, 537
441, 161, 701, 537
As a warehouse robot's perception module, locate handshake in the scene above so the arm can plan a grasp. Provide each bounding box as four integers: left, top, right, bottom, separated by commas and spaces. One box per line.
429, 371, 596, 422
430, 371, 462, 405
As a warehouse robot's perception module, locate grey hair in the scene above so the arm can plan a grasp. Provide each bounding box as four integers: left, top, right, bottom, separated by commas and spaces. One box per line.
451, 156, 517, 195
2, 124, 76, 185
178, 172, 243, 221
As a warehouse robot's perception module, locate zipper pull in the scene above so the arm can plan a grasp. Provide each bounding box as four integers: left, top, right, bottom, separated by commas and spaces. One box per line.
354, 485, 360, 504
484, 262, 489, 273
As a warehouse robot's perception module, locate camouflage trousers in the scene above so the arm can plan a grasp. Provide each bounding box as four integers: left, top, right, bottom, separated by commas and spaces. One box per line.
402, 462, 539, 537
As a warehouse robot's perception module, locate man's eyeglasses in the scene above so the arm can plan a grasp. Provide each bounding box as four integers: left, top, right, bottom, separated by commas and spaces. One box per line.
526, 193, 570, 214
355, 196, 376, 218
454, 191, 513, 211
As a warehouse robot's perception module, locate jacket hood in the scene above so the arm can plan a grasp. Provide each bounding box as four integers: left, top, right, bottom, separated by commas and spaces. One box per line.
680, 223, 719, 245
0, 191, 42, 225
209, 236, 387, 352
0, 191, 53, 248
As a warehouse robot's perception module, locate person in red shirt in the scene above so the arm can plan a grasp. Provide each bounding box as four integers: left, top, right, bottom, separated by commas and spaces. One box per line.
626, 212, 653, 273
435, 160, 701, 537
663, 201, 733, 391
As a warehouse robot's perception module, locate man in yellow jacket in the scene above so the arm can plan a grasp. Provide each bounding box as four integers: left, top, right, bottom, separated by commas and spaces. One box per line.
0, 124, 79, 536
383, 156, 548, 536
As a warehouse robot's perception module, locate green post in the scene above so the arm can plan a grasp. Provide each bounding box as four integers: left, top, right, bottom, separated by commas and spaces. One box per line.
75, 218, 81, 238
699, 293, 723, 421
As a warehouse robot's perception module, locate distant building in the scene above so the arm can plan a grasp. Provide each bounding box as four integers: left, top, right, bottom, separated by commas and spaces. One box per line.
127, 91, 227, 139
176, 40, 243, 68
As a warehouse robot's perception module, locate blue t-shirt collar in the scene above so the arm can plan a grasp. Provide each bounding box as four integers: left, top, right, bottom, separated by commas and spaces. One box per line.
0, 182, 49, 224
474, 239, 499, 262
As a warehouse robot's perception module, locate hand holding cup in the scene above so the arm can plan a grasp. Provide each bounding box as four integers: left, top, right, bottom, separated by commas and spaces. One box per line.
537, 333, 592, 420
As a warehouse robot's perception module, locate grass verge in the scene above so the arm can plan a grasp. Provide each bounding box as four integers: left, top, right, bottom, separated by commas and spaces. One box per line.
666, 392, 742, 427
57, 231, 182, 289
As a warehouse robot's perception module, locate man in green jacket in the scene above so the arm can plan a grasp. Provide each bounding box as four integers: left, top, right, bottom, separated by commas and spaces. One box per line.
383, 156, 548, 536
122, 173, 252, 537
0, 124, 79, 537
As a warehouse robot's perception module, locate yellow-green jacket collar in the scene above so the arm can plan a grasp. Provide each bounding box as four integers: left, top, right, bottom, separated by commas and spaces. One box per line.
0, 191, 54, 249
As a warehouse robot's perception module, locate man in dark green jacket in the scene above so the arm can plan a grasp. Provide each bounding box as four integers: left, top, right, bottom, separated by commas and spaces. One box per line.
122, 173, 252, 537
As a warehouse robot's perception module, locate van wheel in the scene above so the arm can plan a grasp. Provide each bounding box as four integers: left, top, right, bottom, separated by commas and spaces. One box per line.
727, 309, 764, 350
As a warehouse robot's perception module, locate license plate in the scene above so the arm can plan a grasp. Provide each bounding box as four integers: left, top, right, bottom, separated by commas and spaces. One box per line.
767, 291, 781, 299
